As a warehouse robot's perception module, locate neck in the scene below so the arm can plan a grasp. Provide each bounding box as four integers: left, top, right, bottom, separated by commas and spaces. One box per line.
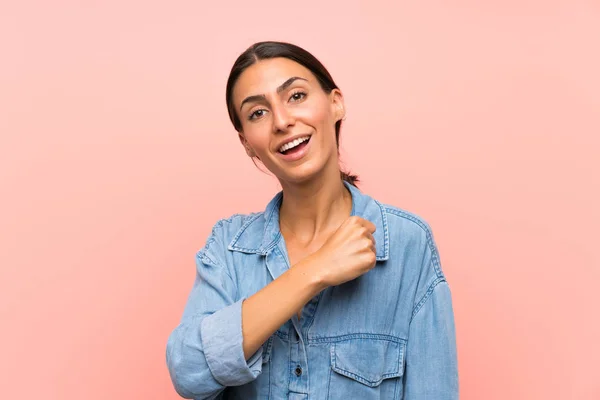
278, 170, 352, 245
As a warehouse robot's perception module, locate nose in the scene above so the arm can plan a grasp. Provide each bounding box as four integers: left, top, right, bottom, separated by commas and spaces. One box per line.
271, 102, 295, 133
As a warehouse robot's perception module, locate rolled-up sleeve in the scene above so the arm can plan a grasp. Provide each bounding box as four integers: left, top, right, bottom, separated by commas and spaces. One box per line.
166, 247, 264, 399
403, 279, 459, 399
201, 299, 264, 384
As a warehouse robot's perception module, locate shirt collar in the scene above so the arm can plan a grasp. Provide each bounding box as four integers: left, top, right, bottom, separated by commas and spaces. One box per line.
228, 181, 389, 261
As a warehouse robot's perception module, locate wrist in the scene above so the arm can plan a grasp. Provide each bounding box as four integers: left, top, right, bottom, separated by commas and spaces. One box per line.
297, 253, 329, 293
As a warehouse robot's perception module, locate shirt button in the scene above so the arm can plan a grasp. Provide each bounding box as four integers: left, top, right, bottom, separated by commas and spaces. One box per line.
295, 366, 302, 376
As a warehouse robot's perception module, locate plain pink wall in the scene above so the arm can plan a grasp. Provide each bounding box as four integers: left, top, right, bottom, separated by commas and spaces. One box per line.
1, 1, 598, 399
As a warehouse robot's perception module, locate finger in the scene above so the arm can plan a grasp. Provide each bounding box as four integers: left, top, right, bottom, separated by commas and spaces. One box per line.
367, 233, 376, 251
363, 219, 376, 234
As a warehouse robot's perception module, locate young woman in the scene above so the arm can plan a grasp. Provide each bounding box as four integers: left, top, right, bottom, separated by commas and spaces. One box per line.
166, 41, 458, 400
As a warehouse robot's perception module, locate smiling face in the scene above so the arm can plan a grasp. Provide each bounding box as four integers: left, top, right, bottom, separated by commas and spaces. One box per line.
232, 57, 345, 185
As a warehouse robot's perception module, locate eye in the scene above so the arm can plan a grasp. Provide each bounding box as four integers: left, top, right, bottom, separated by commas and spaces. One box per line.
248, 109, 267, 121
289, 91, 306, 102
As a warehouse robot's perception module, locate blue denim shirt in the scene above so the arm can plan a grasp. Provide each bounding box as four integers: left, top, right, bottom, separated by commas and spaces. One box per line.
166, 181, 458, 399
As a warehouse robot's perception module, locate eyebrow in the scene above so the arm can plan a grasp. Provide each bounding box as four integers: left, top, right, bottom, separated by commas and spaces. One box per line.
239, 76, 308, 112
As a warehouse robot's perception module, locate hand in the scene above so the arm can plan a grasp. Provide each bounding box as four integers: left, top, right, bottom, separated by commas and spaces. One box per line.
308, 216, 377, 288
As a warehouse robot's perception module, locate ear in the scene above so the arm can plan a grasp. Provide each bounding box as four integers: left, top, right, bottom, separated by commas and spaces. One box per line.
238, 133, 256, 158
330, 88, 346, 122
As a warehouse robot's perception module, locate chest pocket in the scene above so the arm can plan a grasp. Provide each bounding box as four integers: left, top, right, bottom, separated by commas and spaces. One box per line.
327, 336, 406, 400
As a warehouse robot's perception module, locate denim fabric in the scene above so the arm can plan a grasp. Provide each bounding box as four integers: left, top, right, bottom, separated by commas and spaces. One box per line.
166, 181, 458, 399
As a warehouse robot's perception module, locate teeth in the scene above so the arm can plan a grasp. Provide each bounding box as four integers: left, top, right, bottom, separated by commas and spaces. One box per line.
279, 136, 310, 153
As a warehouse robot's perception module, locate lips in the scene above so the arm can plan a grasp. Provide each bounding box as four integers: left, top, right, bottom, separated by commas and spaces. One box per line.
276, 135, 312, 162
279, 136, 311, 154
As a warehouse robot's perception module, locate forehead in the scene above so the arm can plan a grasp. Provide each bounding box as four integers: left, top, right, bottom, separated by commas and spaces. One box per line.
233, 57, 316, 103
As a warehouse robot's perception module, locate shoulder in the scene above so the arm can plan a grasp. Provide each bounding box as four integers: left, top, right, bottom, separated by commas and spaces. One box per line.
380, 203, 437, 249
379, 201, 445, 280
376, 201, 449, 316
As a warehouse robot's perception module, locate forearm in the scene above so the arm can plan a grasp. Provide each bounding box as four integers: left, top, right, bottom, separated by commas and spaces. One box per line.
242, 255, 326, 359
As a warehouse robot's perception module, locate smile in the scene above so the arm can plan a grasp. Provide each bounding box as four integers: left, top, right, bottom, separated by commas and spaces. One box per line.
278, 136, 311, 154
276, 135, 312, 162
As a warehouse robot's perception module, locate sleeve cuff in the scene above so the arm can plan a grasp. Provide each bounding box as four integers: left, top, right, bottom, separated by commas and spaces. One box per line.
200, 299, 263, 386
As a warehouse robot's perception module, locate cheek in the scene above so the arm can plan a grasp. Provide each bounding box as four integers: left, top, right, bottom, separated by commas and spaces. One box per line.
243, 126, 271, 151
297, 102, 333, 129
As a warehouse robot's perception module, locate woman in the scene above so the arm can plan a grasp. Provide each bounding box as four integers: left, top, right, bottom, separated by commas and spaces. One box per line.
166, 41, 458, 400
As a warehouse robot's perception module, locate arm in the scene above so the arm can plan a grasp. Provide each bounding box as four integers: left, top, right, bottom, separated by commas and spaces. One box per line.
166, 228, 325, 399
403, 279, 459, 399
241, 252, 325, 359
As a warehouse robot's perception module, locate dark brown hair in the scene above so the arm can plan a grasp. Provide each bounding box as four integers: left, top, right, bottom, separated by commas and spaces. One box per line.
225, 41, 359, 187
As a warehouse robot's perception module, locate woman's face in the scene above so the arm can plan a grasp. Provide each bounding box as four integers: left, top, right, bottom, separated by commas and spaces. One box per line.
232, 57, 345, 184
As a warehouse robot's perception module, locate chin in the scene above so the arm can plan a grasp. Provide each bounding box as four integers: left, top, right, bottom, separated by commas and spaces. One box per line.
277, 163, 323, 185
266, 146, 335, 185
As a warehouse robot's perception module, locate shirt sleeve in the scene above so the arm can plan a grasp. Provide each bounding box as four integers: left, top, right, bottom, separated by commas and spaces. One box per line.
403, 279, 459, 399
166, 235, 265, 399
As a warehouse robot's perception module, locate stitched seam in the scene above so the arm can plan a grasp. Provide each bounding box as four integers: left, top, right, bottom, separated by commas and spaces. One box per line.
384, 207, 443, 278
204, 213, 249, 253
331, 366, 400, 386
328, 346, 336, 396
196, 251, 235, 291
326, 367, 333, 398
228, 212, 263, 251
410, 277, 446, 321
274, 329, 289, 340
263, 336, 274, 363
309, 333, 406, 344
304, 291, 323, 333
287, 333, 292, 393
198, 215, 252, 294
331, 339, 402, 386
373, 199, 390, 259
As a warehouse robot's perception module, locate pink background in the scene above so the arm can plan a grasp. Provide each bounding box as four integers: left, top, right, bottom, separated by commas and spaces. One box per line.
1, 1, 599, 399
